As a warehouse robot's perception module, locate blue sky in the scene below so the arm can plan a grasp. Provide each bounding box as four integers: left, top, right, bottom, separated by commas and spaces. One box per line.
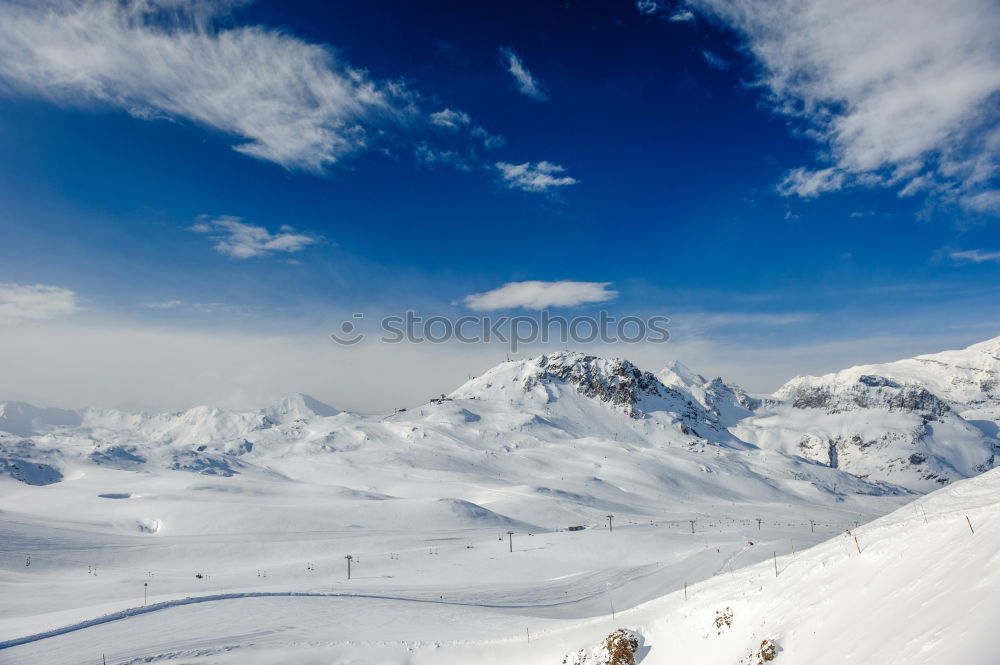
1, 0, 999, 411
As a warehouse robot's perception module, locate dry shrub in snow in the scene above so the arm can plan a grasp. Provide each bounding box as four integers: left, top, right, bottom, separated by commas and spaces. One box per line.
738, 638, 779, 664
714, 606, 734, 634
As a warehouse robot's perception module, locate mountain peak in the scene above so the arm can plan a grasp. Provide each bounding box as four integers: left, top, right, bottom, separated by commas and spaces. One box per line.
525, 352, 668, 414
0, 401, 82, 436
658, 360, 707, 389
451, 351, 721, 427
266, 393, 340, 420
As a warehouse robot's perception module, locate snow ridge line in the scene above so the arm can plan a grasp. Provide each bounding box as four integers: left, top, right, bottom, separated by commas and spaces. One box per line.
0, 590, 581, 650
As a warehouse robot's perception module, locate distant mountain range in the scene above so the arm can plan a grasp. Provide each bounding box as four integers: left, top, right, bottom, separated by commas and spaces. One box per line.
2, 336, 999, 498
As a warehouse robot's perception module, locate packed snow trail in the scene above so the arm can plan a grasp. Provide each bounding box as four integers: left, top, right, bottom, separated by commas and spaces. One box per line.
0, 589, 592, 650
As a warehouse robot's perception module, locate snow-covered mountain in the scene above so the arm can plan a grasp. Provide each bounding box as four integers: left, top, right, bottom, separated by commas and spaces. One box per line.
3, 341, 1000, 495
1, 350, 915, 530
778, 335, 1000, 425
733, 337, 1000, 491
451, 352, 744, 445
0, 401, 81, 436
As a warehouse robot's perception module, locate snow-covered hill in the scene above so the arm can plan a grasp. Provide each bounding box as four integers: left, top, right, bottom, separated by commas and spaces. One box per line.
576, 465, 1000, 665
1, 435, 996, 664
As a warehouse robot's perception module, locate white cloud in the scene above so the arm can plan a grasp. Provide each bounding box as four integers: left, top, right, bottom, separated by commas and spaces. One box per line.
0, 0, 392, 171
689, 0, 1000, 213
495, 161, 578, 193
0, 1, 537, 185
190, 215, 319, 259
777, 167, 845, 198
672, 310, 814, 329
429, 108, 471, 131
700, 49, 728, 70
636, 0, 663, 15
471, 126, 506, 150
949, 249, 1000, 264
499, 47, 547, 102
965, 190, 1000, 215
414, 143, 470, 172
636, 1, 694, 21
140, 300, 247, 314
0, 0, 456, 172
0, 283, 80, 325
463, 281, 618, 311
428, 109, 504, 151
141, 300, 184, 310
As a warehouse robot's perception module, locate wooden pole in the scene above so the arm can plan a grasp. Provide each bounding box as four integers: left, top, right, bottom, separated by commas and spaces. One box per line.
773, 552, 778, 577
966, 515, 975, 534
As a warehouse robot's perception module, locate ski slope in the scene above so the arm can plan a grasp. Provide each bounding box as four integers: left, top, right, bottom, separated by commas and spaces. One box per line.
2, 467, 997, 664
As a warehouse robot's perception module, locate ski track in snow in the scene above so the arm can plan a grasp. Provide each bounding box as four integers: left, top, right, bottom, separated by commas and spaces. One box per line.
0, 590, 583, 650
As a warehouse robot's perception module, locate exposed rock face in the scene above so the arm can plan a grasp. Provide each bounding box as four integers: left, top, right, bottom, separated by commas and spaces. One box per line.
0, 457, 62, 485
787, 376, 952, 419
524, 353, 670, 415
516, 353, 733, 442
778, 335, 1000, 426
563, 629, 641, 665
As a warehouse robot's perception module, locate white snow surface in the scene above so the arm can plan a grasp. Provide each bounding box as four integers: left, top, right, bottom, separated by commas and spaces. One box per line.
1, 342, 1000, 663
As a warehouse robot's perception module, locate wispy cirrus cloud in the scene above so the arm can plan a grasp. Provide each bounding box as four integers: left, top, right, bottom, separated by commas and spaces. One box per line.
190, 215, 320, 259
463, 281, 618, 311
685, 0, 1000, 215
0, 0, 506, 175
636, 0, 663, 15
495, 161, 578, 193
499, 47, 547, 102
414, 143, 471, 172
948, 249, 1000, 265
0, 0, 402, 171
0, 283, 80, 325
776, 167, 845, 198
636, 1, 694, 21
700, 49, 728, 70
141, 300, 184, 310
429, 108, 471, 131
